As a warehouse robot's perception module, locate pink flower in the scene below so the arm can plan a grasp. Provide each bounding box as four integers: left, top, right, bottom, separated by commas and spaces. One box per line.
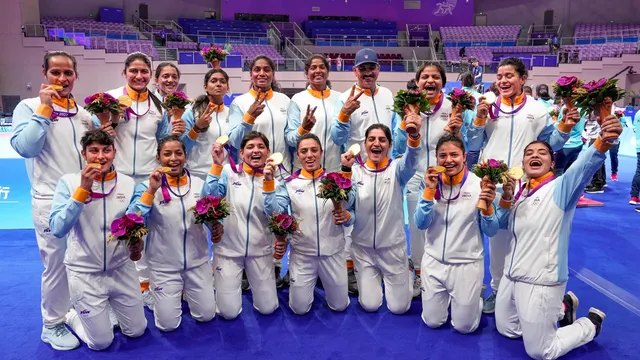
281, 217, 292, 230
336, 177, 352, 189
195, 198, 211, 215
126, 213, 144, 224
110, 218, 127, 237
452, 88, 466, 97
208, 195, 221, 208
488, 159, 500, 168
556, 76, 577, 87
583, 78, 607, 92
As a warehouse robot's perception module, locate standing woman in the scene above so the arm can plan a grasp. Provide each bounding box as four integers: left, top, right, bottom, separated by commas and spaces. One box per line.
413, 134, 498, 334
264, 133, 352, 315
285, 54, 342, 172
11, 51, 94, 350
343, 118, 422, 315
465, 57, 576, 314
205, 131, 279, 320
494, 117, 622, 358
182, 69, 232, 180
394, 62, 463, 298
127, 136, 216, 331
154, 62, 181, 101
228, 55, 292, 286
102, 52, 184, 310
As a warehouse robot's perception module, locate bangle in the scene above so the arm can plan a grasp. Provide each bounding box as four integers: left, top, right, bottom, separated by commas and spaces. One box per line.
341, 165, 352, 172
193, 124, 209, 133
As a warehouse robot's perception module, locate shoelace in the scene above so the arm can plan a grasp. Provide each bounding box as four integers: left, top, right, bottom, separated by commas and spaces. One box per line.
52, 324, 69, 337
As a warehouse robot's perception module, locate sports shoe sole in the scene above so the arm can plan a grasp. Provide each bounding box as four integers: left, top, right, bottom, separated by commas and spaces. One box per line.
565, 291, 579, 323
589, 307, 606, 320
41, 335, 79, 351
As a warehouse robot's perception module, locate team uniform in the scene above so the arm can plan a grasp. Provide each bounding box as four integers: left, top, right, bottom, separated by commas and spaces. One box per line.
466, 93, 572, 301
49, 169, 146, 350
263, 168, 352, 314
553, 106, 587, 175
285, 87, 343, 172
11, 97, 93, 348
413, 170, 499, 333
494, 140, 612, 359
345, 136, 421, 314
182, 104, 231, 179
102, 85, 173, 295
203, 163, 279, 319
394, 93, 452, 293
127, 174, 215, 331
228, 89, 293, 173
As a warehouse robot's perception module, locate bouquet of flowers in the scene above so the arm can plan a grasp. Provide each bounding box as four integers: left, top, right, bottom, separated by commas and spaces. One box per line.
548, 105, 561, 122
268, 213, 300, 259
191, 195, 231, 243
393, 86, 429, 135
84, 92, 121, 125
471, 159, 509, 211
446, 88, 475, 132
201, 45, 229, 68
317, 172, 352, 219
109, 213, 149, 261
162, 91, 191, 118
552, 76, 583, 111
573, 78, 625, 141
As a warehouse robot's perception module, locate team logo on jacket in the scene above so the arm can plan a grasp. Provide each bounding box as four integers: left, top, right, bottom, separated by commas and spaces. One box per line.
154, 286, 163, 292
216, 266, 223, 272
159, 200, 169, 205
194, 192, 200, 200
462, 192, 472, 199
232, 181, 242, 188
79, 309, 91, 315
383, 177, 391, 184
295, 189, 305, 194
527, 114, 535, 122
280, 108, 287, 114
116, 193, 126, 203
43, 228, 51, 234
440, 112, 449, 120
385, 105, 392, 112
533, 197, 541, 206
356, 181, 365, 187
360, 110, 369, 117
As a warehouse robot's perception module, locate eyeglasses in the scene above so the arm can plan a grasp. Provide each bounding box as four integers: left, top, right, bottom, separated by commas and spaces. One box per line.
357, 63, 377, 72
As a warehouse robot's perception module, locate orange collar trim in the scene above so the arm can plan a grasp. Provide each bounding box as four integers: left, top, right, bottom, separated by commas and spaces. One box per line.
165, 173, 189, 187
501, 92, 525, 106
208, 102, 225, 113
356, 86, 379, 97
528, 171, 554, 189
429, 92, 442, 106
94, 170, 116, 181
365, 157, 389, 170
301, 168, 324, 179
249, 88, 274, 100
243, 163, 264, 177
126, 84, 149, 102
306, 87, 330, 99
52, 97, 75, 109
442, 169, 465, 185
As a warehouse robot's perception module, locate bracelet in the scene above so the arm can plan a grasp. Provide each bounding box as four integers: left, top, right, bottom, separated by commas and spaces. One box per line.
193, 124, 209, 133
341, 165, 352, 172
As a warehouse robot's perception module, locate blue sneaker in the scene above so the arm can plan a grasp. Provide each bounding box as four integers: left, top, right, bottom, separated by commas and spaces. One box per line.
483, 291, 497, 314
41, 324, 80, 350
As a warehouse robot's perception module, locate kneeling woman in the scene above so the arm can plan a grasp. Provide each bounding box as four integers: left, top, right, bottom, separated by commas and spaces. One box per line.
343, 119, 422, 314
413, 134, 499, 334
206, 131, 279, 319
49, 129, 146, 350
494, 114, 622, 359
264, 133, 353, 315
127, 136, 216, 331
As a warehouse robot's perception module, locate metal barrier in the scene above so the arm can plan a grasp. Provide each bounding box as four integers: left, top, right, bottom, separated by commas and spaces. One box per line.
23, 23, 141, 41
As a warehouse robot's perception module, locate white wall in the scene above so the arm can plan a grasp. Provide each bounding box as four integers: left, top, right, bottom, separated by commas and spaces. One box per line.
303, 45, 432, 62
475, 0, 637, 36
37, 0, 221, 22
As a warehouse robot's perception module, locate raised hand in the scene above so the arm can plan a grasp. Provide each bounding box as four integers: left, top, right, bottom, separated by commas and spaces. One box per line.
80, 165, 103, 192
404, 113, 423, 135
264, 158, 276, 181
341, 85, 364, 116
195, 106, 214, 129
301, 105, 317, 131
211, 143, 225, 165
332, 208, 350, 225
39, 84, 61, 107
99, 122, 117, 138
562, 107, 580, 127
479, 177, 497, 205
502, 175, 516, 201
147, 168, 164, 194
600, 114, 623, 137
247, 90, 267, 118
341, 151, 356, 168
423, 167, 440, 190
171, 118, 186, 135
476, 96, 491, 119
446, 113, 464, 134
211, 221, 224, 243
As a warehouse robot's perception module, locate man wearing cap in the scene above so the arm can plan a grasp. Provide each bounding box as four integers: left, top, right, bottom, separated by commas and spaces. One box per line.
331, 48, 401, 296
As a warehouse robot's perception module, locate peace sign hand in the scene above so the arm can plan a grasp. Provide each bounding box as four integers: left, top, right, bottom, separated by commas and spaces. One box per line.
247, 90, 267, 118
195, 105, 215, 129
341, 85, 364, 116
301, 105, 317, 131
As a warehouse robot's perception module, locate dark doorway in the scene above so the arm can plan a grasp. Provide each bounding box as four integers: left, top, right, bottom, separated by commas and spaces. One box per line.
139, 3, 149, 21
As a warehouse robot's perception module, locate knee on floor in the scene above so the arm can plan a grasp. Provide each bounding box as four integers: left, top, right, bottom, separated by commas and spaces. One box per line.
122, 321, 147, 338
87, 334, 114, 351
387, 300, 410, 315
453, 321, 479, 335
289, 301, 312, 315
358, 296, 382, 313
193, 307, 216, 323
327, 299, 349, 313
254, 298, 278, 315
155, 315, 181, 332
422, 313, 446, 329
524, 345, 555, 360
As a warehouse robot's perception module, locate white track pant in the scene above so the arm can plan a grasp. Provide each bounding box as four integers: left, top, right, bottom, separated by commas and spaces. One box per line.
66, 262, 146, 350
352, 243, 411, 314
406, 179, 424, 270
343, 226, 353, 261
214, 253, 279, 320
132, 175, 150, 285
150, 262, 216, 331
489, 185, 511, 292
496, 276, 596, 360
288, 250, 349, 315
33, 198, 70, 327
420, 255, 483, 334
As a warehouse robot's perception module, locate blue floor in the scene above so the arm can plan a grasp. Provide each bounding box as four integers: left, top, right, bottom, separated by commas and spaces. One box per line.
0, 155, 638, 360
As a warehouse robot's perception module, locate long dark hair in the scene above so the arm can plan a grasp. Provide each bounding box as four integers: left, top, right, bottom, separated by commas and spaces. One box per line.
365, 124, 392, 145
43, 51, 78, 74
192, 69, 230, 118
154, 62, 181, 80
248, 55, 281, 92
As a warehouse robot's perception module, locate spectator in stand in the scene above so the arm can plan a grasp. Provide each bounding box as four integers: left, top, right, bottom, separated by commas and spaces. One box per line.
630, 109, 640, 207
336, 55, 343, 71
459, 46, 466, 58
224, 41, 232, 53
434, 37, 440, 52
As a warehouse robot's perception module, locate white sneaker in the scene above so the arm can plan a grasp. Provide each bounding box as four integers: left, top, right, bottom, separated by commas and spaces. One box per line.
41, 324, 80, 351
108, 305, 119, 328
142, 289, 154, 311
412, 275, 421, 298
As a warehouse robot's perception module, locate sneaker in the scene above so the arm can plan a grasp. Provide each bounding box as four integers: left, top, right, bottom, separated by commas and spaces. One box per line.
611, 173, 618, 181
275, 266, 284, 289
559, 291, 579, 327
483, 291, 497, 314
108, 304, 119, 328
636, 207, 640, 213
142, 289, 154, 311
241, 270, 250, 291
629, 197, 640, 205
41, 324, 80, 351
588, 307, 606, 338
347, 268, 358, 295
282, 270, 290, 287
585, 186, 604, 194
412, 274, 421, 299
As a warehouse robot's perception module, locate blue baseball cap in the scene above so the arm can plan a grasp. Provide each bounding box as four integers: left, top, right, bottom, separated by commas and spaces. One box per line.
354, 48, 378, 67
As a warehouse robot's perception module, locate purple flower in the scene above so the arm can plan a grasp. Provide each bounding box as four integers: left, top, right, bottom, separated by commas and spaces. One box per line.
111, 218, 127, 237
584, 78, 607, 92
208, 195, 221, 208
488, 159, 500, 168
326, 172, 341, 183
282, 217, 292, 229
452, 88, 466, 97
126, 213, 144, 224
556, 76, 577, 87
337, 177, 352, 189
196, 198, 211, 215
